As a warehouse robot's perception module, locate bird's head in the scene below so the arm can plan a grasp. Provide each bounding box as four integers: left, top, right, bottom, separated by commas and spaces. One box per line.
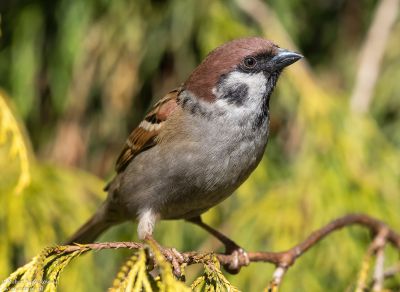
183, 37, 302, 114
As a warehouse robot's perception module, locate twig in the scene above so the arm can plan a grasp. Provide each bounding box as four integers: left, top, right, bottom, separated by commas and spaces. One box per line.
369, 263, 400, 289
267, 266, 287, 292
48, 214, 400, 290
356, 228, 389, 292
350, 0, 399, 113
60, 214, 400, 271
383, 264, 400, 279
372, 247, 385, 291
371, 229, 388, 292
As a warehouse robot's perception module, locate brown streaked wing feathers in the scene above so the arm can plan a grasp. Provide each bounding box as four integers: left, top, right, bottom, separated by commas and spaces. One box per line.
114, 89, 180, 173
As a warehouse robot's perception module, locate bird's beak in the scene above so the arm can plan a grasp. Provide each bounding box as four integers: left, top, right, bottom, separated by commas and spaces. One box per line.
271, 48, 303, 71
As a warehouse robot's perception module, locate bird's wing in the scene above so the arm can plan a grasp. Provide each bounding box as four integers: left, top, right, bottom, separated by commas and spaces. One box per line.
115, 89, 180, 173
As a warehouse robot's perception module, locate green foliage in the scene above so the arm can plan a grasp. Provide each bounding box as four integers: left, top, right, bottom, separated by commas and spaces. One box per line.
0, 91, 31, 193
1, 243, 239, 292
0, 247, 84, 292
191, 257, 239, 292
111, 251, 153, 291
0, 93, 105, 289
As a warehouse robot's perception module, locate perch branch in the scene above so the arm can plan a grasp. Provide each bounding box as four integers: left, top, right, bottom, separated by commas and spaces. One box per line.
60, 214, 400, 271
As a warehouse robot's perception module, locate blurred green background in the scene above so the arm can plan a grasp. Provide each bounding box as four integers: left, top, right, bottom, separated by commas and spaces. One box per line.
1, 0, 400, 291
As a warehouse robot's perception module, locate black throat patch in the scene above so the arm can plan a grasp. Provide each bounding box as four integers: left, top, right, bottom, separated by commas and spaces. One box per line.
252, 71, 280, 130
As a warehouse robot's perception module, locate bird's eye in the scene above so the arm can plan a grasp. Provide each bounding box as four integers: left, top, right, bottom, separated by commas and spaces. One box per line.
243, 57, 257, 68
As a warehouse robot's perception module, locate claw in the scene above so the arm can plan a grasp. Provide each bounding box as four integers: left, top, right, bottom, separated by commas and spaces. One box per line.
240, 249, 250, 266
161, 247, 184, 278
229, 250, 239, 271
145, 236, 184, 278
185, 216, 249, 274
170, 247, 185, 263
224, 247, 250, 274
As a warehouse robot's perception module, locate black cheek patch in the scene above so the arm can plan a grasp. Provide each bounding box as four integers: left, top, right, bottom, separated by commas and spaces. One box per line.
219, 83, 249, 106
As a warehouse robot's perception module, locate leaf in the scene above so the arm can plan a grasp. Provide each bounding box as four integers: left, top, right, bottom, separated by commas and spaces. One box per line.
110, 249, 152, 292
191, 256, 240, 292
0, 246, 85, 291
111, 242, 190, 292
0, 90, 32, 194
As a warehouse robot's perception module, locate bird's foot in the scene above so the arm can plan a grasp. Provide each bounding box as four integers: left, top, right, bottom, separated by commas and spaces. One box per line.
144, 235, 185, 279
223, 243, 250, 274
185, 216, 250, 274
162, 247, 185, 278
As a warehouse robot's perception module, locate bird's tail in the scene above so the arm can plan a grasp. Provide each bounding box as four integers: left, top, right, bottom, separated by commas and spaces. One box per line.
65, 203, 114, 245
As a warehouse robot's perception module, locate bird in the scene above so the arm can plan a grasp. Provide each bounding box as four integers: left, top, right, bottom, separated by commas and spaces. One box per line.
66, 37, 302, 272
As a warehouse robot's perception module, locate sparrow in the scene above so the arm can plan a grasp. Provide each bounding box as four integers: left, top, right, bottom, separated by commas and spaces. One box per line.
67, 37, 302, 272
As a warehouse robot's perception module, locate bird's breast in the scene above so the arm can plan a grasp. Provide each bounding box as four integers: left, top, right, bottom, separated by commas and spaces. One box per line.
155, 110, 270, 218
118, 102, 270, 220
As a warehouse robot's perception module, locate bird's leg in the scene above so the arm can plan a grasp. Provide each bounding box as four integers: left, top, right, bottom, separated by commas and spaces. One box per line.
138, 209, 184, 277
187, 216, 250, 274
144, 234, 184, 278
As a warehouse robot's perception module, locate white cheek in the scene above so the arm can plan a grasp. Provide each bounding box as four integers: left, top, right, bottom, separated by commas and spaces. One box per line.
214, 71, 267, 118
230, 71, 267, 101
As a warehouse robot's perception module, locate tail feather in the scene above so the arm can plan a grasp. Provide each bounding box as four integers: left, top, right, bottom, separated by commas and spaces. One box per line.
65, 216, 110, 245
65, 203, 116, 244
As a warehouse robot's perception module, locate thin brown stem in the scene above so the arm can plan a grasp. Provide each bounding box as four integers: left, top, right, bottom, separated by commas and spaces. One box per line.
356, 228, 389, 292
57, 214, 400, 270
